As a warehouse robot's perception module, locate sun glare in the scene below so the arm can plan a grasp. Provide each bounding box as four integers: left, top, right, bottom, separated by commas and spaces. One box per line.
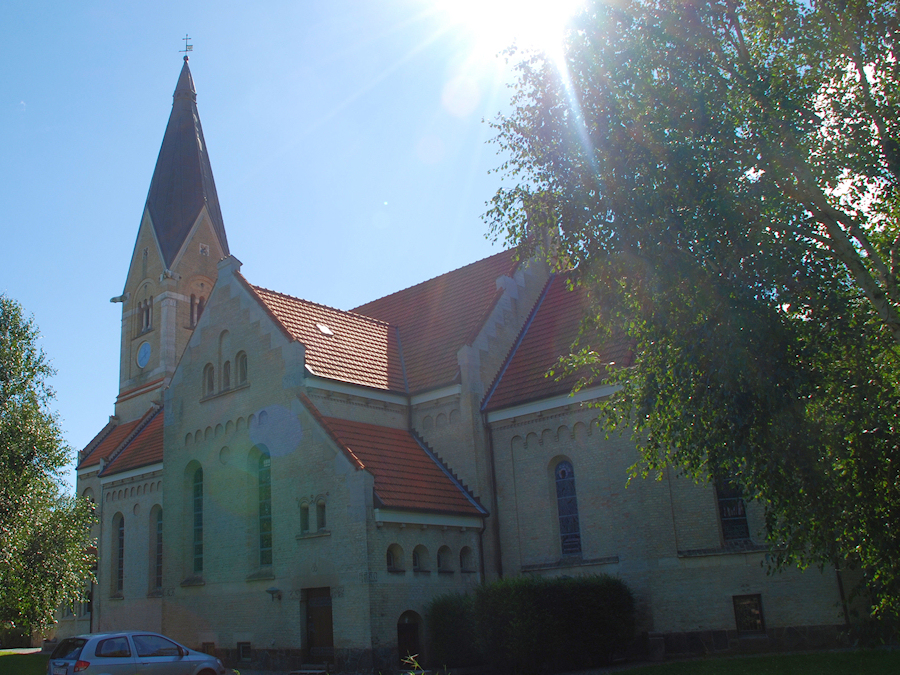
430, 0, 585, 66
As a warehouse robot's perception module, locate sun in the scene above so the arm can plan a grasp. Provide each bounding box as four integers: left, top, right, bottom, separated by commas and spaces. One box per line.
428, 0, 585, 66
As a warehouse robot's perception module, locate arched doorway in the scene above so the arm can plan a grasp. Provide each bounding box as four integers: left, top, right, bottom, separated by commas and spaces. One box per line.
397, 610, 422, 666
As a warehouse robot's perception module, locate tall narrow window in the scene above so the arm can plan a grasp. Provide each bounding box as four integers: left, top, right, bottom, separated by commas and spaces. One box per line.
193, 468, 203, 573
237, 352, 248, 385
300, 503, 310, 535
190, 294, 198, 327
154, 509, 163, 589
116, 515, 125, 594
222, 361, 231, 390
555, 460, 582, 556
717, 479, 750, 541
258, 454, 272, 566
204, 364, 215, 397
316, 500, 326, 532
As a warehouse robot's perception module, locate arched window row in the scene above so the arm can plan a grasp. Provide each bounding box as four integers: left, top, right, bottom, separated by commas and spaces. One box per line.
202, 351, 249, 398
386, 544, 476, 573
299, 497, 327, 536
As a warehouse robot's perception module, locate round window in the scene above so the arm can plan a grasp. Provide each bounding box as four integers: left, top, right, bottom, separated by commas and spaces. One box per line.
137, 341, 151, 368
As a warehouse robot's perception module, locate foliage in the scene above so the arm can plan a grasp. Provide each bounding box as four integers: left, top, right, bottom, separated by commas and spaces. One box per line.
487, 0, 900, 618
425, 591, 479, 668
0, 295, 95, 631
426, 574, 635, 674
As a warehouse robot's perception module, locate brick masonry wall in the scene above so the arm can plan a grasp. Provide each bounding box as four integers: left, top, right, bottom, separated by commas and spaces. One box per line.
489, 400, 844, 636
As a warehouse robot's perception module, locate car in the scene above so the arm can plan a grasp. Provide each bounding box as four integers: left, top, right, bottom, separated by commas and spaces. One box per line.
47, 631, 227, 675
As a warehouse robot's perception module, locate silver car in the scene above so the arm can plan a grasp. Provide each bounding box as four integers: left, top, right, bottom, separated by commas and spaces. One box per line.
47, 632, 227, 675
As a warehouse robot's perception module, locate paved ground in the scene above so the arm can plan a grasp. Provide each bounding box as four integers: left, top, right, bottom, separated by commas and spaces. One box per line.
0, 649, 42, 655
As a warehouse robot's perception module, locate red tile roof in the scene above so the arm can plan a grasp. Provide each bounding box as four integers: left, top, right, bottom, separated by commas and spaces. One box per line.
483, 274, 633, 411
247, 281, 407, 392
317, 414, 485, 517
78, 417, 143, 469
100, 408, 164, 476
353, 249, 520, 393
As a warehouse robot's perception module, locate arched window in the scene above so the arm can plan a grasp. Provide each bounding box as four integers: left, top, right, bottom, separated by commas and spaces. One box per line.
258, 453, 272, 566
437, 545, 452, 571
192, 468, 203, 573
460, 546, 474, 571
316, 499, 326, 532
114, 514, 125, 595
300, 502, 310, 535
223, 361, 231, 390
152, 508, 163, 590
190, 294, 206, 328
237, 352, 248, 385
144, 297, 153, 331
413, 545, 429, 571
204, 364, 215, 397
387, 543, 404, 571
555, 460, 582, 556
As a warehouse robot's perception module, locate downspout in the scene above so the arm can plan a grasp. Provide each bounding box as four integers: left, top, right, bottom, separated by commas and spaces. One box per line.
483, 411, 503, 579
835, 566, 851, 627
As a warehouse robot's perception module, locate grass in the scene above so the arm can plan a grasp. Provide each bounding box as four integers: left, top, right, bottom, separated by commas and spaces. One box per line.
5, 648, 899, 675
627, 650, 900, 675
0, 652, 48, 675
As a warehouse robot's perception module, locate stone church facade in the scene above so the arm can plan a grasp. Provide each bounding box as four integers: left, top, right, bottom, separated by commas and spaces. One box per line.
58, 59, 847, 670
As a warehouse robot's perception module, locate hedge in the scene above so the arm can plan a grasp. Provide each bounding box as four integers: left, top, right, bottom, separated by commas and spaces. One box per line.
426, 574, 635, 674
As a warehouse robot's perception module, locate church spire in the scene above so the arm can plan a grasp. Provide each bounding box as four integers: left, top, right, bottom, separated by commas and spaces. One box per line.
144, 56, 229, 267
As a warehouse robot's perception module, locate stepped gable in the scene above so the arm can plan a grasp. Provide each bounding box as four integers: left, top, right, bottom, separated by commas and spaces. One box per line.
320, 416, 486, 516
483, 274, 633, 412
246, 279, 407, 392
352, 249, 519, 393
144, 57, 228, 267
100, 408, 164, 476
78, 417, 143, 470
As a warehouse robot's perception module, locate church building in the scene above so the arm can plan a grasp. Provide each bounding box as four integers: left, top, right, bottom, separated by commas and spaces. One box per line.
61, 58, 847, 671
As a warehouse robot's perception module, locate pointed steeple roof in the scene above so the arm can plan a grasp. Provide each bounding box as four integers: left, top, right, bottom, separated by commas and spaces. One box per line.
145, 57, 229, 267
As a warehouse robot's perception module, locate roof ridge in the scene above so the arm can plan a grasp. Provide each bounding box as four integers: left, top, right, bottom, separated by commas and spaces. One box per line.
77, 418, 120, 468
98, 405, 163, 477
251, 282, 394, 328
394, 325, 410, 394
481, 273, 556, 411
410, 429, 488, 516
352, 248, 516, 311
297, 392, 365, 470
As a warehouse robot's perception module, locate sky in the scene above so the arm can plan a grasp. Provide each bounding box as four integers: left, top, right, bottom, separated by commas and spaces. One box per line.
0, 1, 582, 489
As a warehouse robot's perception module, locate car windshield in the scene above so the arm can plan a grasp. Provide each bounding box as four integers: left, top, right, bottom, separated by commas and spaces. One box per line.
50, 638, 86, 660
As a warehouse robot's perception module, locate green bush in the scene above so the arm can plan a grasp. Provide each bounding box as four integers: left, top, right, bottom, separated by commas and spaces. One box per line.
425, 574, 635, 674
426, 592, 480, 668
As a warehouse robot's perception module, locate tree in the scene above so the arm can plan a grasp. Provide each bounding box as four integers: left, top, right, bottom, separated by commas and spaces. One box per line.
0, 294, 94, 632
487, 0, 900, 619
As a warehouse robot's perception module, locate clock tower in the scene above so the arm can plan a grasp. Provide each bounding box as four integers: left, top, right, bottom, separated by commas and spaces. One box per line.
112, 57, 229, 421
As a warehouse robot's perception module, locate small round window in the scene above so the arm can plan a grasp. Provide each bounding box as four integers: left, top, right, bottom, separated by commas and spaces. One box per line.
137, 341, 151, 368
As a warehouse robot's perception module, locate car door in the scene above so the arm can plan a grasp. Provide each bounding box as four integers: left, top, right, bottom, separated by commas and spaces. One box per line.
92, 635, 139, 675
132, 634, 192, 675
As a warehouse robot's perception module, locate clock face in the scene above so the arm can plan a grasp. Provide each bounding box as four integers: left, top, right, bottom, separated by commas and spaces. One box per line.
137, 341, 151, 369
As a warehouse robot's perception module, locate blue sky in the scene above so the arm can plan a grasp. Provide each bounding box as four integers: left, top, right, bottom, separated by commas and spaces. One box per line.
1, 1, 580, 488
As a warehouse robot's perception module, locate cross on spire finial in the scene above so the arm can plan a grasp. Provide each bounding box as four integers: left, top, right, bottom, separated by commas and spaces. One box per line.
180, 34, 193, 60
